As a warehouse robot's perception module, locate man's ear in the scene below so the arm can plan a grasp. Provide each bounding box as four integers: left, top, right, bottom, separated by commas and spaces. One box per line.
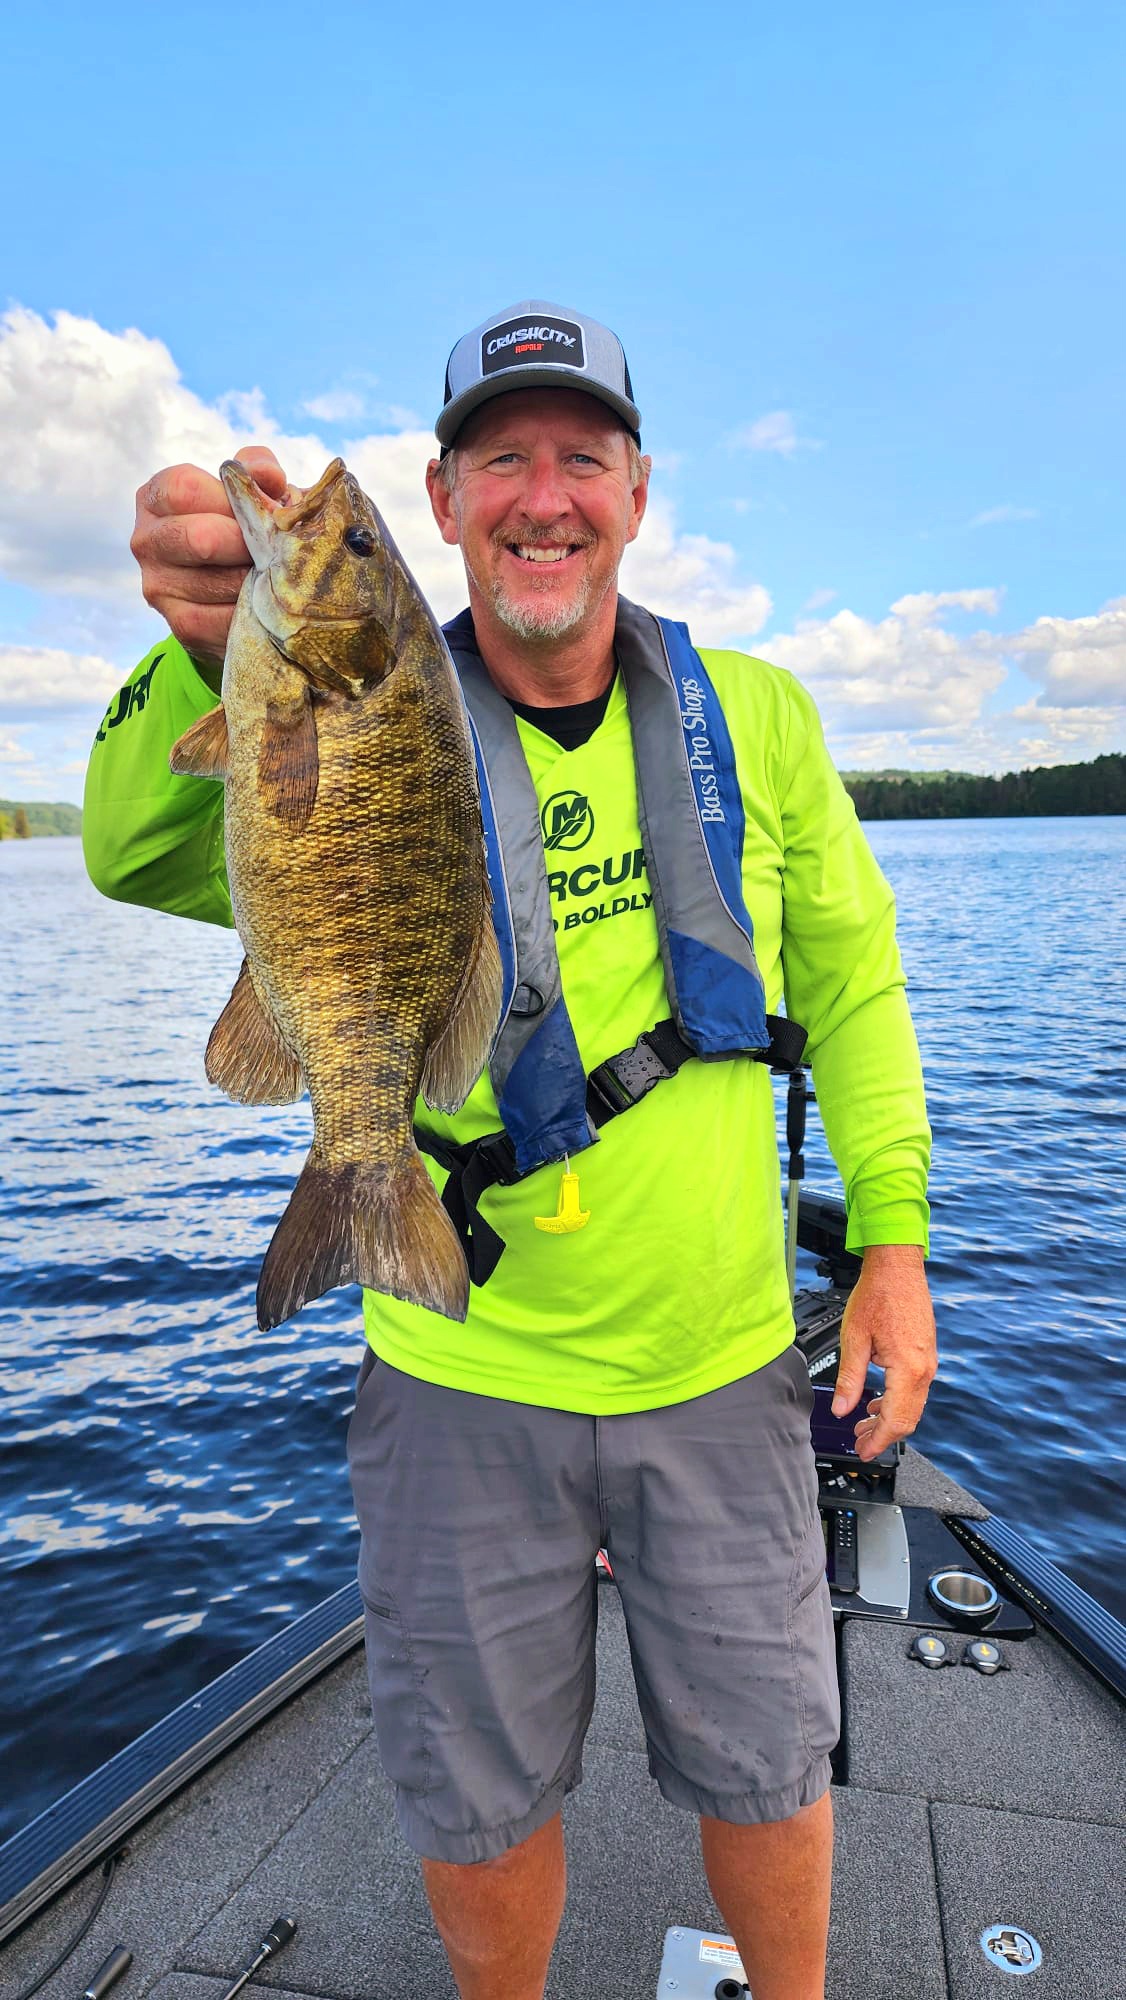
625, 454, 652, 546
426, 459, 461, 547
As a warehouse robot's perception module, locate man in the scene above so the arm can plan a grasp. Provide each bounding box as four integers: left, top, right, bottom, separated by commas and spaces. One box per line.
85, 300, 937, 2000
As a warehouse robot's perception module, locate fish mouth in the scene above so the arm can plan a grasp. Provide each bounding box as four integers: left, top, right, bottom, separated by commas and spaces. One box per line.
221, 456, 350, 569
224, 456, 396, 695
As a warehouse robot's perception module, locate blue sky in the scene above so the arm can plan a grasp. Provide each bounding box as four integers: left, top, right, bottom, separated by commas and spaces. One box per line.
2, 0, 1124, 799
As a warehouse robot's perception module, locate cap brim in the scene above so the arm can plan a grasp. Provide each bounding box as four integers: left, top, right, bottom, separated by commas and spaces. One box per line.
436, 371, 641, 449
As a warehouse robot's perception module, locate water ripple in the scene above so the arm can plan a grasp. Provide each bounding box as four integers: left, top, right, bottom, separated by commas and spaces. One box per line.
2, 824, 1124, 1843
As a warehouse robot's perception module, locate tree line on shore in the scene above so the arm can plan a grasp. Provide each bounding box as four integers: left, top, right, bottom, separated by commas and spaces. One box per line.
0, 800, 82, 838
842, 752, 1124, 820
2, 751, 1124, 838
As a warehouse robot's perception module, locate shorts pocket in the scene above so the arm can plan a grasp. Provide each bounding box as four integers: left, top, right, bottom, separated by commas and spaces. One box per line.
361, 1588, 434, 1800
788, 1508, 839, 1760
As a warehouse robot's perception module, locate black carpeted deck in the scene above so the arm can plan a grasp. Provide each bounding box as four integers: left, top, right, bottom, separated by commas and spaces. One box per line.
2, 1445, 1123, 1999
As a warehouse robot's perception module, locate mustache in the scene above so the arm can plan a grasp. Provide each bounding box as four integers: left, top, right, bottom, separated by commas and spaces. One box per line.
492, 528, 596, 553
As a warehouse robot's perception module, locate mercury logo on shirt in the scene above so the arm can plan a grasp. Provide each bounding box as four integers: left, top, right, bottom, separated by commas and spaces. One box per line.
541, 791, 595, 851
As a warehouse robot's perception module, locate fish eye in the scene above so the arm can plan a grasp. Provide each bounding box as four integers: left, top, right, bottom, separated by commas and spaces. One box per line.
344, 526, 376, 556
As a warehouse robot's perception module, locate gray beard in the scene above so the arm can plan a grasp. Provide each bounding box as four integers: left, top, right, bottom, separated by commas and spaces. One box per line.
466, 546, 608, 642
491, 573, 595, 640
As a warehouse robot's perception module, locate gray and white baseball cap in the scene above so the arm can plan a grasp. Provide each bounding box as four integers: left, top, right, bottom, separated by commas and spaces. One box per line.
436, 299, 641, 450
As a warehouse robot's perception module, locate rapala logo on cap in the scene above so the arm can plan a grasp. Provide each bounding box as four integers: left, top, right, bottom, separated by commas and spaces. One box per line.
481, 316, 586, 378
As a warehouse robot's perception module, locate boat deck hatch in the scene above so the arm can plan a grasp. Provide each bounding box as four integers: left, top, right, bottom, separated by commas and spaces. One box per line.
658, 1926, 747, 1997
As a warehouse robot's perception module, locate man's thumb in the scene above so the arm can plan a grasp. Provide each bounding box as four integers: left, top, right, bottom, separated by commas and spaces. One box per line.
831, 1360, 866, 1416
232, 443, 289, 500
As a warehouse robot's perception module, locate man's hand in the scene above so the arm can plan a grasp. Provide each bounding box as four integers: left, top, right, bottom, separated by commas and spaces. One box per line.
130, 445, 289, 668
831, 1244, 937, 1463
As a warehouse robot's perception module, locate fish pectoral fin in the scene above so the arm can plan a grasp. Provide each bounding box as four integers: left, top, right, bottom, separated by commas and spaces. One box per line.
256, 1149, 470, 1329
170, 704, 229, 779
205, 958, 304, 1104
257, 692, 319, 828
420, 917, 505, 1113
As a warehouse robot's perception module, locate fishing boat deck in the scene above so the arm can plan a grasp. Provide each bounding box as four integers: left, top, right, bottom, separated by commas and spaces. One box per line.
3, 1445, 1123, 2000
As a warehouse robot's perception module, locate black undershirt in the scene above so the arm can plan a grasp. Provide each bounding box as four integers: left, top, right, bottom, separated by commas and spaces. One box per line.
507, 682, 613, 751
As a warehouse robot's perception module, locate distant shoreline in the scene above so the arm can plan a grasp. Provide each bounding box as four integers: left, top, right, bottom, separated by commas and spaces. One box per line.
3, 748, 1123, 836
843, 751, 1123, 821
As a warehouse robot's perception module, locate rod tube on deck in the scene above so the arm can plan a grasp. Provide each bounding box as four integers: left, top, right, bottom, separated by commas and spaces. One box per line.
218, 1916, 296, 2000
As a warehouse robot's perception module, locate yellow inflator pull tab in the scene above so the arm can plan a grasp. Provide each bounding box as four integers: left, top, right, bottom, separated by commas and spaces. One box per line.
534, 1155, 591, 1235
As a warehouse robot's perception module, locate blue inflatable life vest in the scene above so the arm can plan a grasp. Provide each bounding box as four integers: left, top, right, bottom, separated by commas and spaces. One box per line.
442, 596, 774, 1178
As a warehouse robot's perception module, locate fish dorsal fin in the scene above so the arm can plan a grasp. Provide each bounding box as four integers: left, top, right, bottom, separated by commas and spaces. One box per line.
170, 704, 229, 779
257, 692, 320, 828
205, 958, 304, 1104
421, 917, 504, 1113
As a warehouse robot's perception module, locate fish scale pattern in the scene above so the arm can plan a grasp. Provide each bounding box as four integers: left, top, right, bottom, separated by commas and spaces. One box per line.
212, 462, 497, 1323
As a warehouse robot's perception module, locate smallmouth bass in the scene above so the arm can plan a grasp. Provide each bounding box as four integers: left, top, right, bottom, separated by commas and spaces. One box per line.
170, 457, 501, 1328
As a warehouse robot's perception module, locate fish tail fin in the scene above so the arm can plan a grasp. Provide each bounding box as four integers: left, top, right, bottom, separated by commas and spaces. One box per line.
256, 1149, 469, 1330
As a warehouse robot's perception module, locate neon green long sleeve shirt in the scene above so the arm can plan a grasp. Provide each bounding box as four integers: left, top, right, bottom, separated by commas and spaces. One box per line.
83, 629, 930, 1413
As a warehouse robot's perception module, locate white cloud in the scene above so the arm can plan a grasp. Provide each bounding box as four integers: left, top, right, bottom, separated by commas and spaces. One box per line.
0, 306, 329, 602
303, 389, 368, 423
1, 307, 1120, 785
620, 498, 772, 643
729, 410, 820, 457
763, 588, 1126, 771
0, 305, 778, 741
372, 402, 424, 430
0, 644, 122, 717
967, 504, 1039, 528
803, 586, 837, 613
0, 306, 769, 647
998, 599, 1126, 707
340, 428, 467, 619
766, 589, 1006, 735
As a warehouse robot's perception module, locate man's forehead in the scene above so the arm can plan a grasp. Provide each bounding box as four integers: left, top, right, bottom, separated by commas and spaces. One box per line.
457, 388, 630, 453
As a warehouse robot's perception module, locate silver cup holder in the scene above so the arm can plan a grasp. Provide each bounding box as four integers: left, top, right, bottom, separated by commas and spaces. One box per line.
925, 1567, 1001, 1626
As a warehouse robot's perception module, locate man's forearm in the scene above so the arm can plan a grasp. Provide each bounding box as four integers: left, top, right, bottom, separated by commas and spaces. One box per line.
83, 635, 233, 927
860, 1243, 926, 1272
808, 987, 931, 1256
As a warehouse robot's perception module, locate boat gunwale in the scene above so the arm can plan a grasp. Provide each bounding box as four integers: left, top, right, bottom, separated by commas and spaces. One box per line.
0, 1581, 365, 1948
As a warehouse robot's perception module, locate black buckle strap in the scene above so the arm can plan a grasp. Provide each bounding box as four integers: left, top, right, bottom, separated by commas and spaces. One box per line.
413, 1125, 519, 1288
587, 1020, 693, 1125
764, 1012, 808, 1073
414, 1009, 807, 1290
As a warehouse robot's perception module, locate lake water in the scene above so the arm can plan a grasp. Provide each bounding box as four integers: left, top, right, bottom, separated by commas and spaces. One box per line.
1, 822, 1124, 1845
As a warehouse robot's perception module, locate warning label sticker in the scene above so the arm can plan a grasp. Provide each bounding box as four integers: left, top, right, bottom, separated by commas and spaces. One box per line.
699, 1937, 746, 1972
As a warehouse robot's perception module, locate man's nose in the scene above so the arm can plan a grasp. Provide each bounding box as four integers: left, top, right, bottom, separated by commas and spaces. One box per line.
517, 455, 573, 523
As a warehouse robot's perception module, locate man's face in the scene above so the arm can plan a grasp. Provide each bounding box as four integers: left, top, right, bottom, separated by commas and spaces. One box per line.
427, 390, 649, 643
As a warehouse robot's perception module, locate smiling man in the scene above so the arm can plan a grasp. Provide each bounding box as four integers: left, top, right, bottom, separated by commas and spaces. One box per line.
84, 300, 937, 2000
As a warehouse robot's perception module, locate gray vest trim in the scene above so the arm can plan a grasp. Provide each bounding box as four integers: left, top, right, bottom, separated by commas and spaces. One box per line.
456, 653, 585, 1124
613, 598, 764, 1038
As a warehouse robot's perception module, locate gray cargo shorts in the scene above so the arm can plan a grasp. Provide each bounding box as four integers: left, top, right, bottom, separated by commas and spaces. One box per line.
345, 1342, 839, 1863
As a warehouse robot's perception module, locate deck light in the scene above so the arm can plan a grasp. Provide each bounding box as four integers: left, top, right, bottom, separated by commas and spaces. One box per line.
963, 1637, 1006, 1675
909, 1632, 953, 1667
